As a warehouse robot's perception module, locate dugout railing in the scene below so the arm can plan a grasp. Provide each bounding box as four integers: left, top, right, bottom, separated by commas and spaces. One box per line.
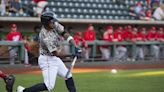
68, 40, 164, 61
0, 41, 163, 63
0, 41, 25, 62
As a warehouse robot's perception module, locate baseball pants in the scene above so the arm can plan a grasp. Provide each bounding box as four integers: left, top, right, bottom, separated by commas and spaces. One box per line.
135, 46, 144, 59
38, 55, 72, 91
115, 46, 127, 60
9, 47, 17, 65
84, 48, 91, 60
152, 45, 160, 59
100, 47, 111, 60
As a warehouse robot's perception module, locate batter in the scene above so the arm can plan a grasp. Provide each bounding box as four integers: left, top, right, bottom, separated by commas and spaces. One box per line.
17, 11, 81, 92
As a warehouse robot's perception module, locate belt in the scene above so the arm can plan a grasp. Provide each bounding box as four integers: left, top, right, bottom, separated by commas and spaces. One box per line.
41, 53, 54, 56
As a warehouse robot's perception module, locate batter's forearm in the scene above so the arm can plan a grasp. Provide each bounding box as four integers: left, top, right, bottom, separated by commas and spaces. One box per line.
64, 32, 78, 47
69, 39, 78, 47
52, 51, 72, 57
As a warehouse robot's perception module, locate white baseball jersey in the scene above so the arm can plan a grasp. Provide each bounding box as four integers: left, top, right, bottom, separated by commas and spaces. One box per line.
38, 24, 72, 91
39, 23, 64, 55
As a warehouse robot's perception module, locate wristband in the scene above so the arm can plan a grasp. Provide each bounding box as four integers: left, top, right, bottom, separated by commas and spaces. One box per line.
67, 36, 73, 42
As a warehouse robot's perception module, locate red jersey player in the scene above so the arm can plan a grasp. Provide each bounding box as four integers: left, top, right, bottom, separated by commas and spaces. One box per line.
84, 24, 96, 60
147, 27, 160, 59
74, 31, 87, 61
100, 26, 114, 60
113, 26, 127, 61
6, 23, 23, 65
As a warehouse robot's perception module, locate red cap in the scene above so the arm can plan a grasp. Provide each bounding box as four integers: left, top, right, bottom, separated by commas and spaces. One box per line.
133, 28, 138, 31
136, 2, 141, 6
151, 26, 156, 30
125, 25, 132, 30
118, 26, 123, 30
10, 24, 17, 28
127, 25, 132, 29
106, 26, 113, 30
76, 32, 82, 36
141, 27, 146, 31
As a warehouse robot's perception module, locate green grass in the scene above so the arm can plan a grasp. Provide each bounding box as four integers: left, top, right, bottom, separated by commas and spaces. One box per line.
1, 68, 164, 92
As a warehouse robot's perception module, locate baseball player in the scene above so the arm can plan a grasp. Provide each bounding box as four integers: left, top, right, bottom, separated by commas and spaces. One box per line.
155, 27, 164, 58
100, 26, 114, 60
6, 23, 23, 65
113, 26, 127, 61
0, 70, 15, 92
147, 27, 160, 59
129, 27, 144, 61
135, 27, 147, 60
74, 32, 88, 62
84, 24, 96, 60
17, 11, 81, 92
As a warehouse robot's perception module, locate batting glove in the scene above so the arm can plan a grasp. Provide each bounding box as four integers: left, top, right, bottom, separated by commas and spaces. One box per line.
75, 47, 82, 58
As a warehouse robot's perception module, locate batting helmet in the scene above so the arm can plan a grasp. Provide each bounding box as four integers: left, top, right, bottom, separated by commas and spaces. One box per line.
40, 11, 58, 26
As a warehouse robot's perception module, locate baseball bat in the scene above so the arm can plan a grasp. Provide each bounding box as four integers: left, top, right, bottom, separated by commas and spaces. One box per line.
65, 56, 77, 78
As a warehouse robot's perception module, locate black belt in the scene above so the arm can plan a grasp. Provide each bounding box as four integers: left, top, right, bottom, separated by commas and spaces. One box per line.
41, 53, 54, 56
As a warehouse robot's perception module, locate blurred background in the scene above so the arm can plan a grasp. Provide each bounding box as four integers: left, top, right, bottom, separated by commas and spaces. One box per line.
0, 0, 164, 66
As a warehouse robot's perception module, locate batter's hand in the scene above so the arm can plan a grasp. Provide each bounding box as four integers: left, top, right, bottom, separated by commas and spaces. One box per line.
75, 47, 82, 58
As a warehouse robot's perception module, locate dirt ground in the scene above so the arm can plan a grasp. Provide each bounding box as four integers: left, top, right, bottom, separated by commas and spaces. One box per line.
0, 63, 164, 74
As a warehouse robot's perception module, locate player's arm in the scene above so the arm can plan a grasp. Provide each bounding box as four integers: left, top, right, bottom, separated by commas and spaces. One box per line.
63, 32, 77, 47
50, 32, 80, 57
55, 22, 78, 47
55, 22, 81, 55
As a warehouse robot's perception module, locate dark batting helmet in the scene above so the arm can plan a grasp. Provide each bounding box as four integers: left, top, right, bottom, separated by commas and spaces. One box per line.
40, 11, 58, 26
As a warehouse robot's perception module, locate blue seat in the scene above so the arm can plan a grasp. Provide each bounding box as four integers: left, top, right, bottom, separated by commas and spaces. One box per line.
73, 14, 78, 18
108, 16, 113, 19
79, 15, 84, 19
103, 15, 107, 19
100, 10, 105, 14
66, 14, 71, 18
52, 8, 56, 12
50, 1, 55, 6
91, 15, 96, 19
85, 15, 90, 19
71, 8, 76, 13
77, 8, 82, 13
60, 14, 65, 18
64, 8, 69, 13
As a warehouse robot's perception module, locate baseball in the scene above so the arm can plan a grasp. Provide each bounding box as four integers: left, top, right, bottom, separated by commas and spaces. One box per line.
111, 69, 117, 74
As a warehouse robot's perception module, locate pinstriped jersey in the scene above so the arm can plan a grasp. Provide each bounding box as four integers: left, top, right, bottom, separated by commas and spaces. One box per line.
39, 24, 64, 55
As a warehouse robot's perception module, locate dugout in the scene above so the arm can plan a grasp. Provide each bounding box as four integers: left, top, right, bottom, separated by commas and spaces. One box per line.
0, 17, 164, 64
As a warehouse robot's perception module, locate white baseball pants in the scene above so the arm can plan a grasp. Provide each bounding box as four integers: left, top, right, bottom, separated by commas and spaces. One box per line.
100, 47, 111, 60
38, 55, 72, 91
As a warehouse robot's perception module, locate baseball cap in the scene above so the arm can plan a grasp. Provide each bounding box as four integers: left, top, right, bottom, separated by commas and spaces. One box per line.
105, 26, 113, 30
118, 26, 123, 30
10, 24, 17, 28
151, 26, 156, 30
76, 32, 82, 36
141, 27, 146, 30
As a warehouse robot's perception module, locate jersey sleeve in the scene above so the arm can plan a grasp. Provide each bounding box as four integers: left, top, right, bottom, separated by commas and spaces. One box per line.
55, 22, 64, 34
6, 33, 11, 41
18, 32, 23, 41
